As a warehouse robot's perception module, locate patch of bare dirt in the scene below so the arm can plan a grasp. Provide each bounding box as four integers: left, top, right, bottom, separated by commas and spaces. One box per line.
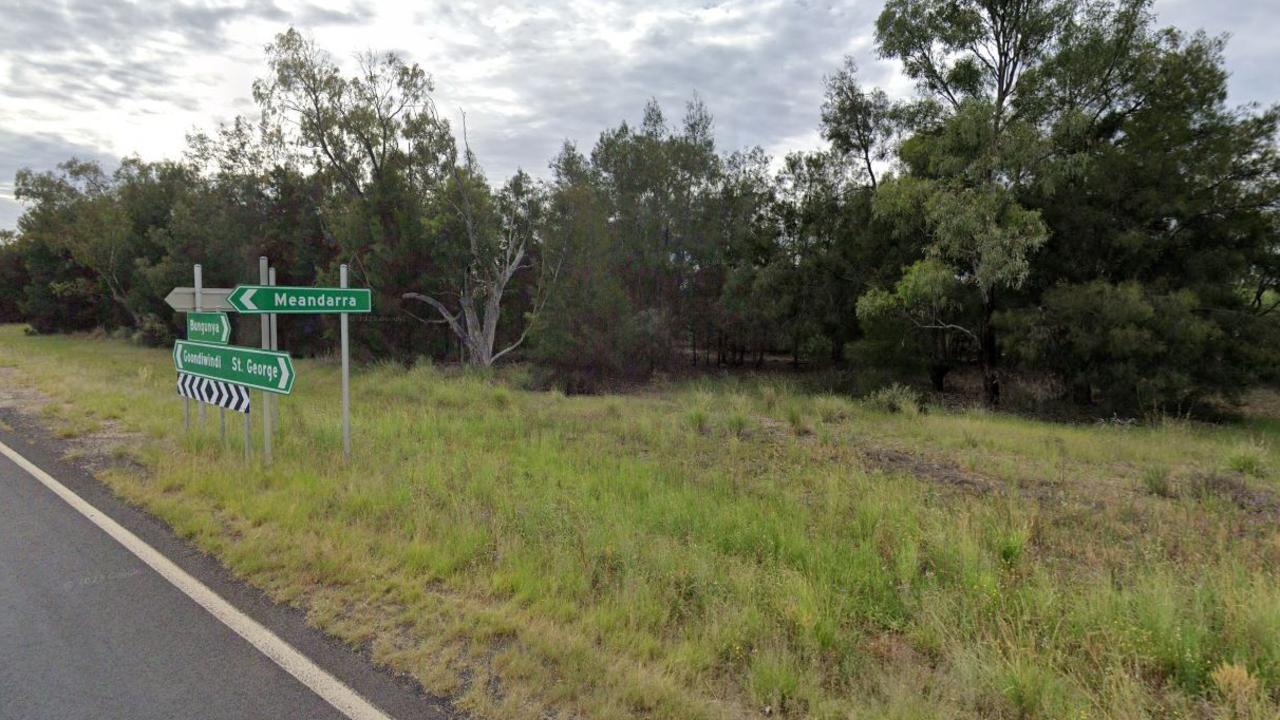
0, 366, 144, 475
1184, 472, 1279, 516
0, 366, 49, 413
859, 446, 994, 494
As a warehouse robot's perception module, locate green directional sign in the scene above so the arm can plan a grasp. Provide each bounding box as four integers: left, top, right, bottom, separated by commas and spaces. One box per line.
173, 340, 295, 395
228, 285, 372, 314
186, 311, 231, 345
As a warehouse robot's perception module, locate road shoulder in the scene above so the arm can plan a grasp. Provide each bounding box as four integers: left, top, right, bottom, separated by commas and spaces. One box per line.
0, 400, 457, 720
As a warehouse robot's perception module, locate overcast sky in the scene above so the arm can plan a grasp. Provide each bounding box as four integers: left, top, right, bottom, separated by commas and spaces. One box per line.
1, 0, 1277, 231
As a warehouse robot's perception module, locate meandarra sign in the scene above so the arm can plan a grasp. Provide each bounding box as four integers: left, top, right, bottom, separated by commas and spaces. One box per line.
173, 340, 295, 395
228, 285, 371, 314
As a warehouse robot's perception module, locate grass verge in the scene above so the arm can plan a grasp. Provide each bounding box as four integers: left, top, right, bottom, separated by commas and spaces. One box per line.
1, 325, 1278, 718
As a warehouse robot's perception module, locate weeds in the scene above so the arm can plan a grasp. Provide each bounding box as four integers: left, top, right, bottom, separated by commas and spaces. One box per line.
688, 408, 710, 435
866, 383, 921, 416
1142, 465, 1176, 498
2, 325, 1279, 720
1225, 441, 1269, 478
725, 413, 749, 439
785, 404, 812, 436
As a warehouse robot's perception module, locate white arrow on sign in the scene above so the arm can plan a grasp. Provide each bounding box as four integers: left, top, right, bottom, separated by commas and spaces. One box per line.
240, 288, 258, 311
277, 357, 290, 391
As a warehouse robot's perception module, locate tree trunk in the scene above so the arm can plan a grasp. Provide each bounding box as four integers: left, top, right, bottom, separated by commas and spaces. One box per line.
1071, 381, 1093, 406
980, 292, 1000, 407
929, 365, 949, 392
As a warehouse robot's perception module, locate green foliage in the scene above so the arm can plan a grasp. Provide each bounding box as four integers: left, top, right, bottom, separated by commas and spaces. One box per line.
3, 4, 1278, 415
0, 234, 30, 323
10, 328, 1280, 718
866, 383, 922, 415
1141, 466, 1175, 498
1224, 442, 1269, 479
1001, 281, 1262, 415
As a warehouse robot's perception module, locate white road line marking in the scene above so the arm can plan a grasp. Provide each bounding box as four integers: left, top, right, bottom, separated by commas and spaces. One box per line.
0, 438, 393, 720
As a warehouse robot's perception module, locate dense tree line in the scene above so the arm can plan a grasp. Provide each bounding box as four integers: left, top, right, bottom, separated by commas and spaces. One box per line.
2, 0, 1277, 416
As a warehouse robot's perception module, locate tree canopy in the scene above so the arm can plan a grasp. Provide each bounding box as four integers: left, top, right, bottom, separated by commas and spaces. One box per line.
5, 2, 1277, 416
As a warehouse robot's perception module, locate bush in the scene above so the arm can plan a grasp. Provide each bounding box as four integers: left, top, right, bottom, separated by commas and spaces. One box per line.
1141, 466, 1175, 498
687, 408, 709, 435
866, 383, 922, 416
786, 404, 812, 435
814, 395, 851, 423
725, 412, 749, 438
1224, 442, 1268, 478
1002, 281, 1271, 416
133, 313, 173, 347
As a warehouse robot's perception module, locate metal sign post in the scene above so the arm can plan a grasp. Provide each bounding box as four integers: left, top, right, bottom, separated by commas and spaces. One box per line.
268, 267, 279, 440
230, 272, 368, 461
194, 265, 205, 428
258, 257, 272, 465
340, 264, 351, 460
170, 260, 366, 465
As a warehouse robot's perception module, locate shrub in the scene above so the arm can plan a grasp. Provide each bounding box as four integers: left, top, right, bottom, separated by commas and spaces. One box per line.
687, 408, 709, 435
1225, 442, 1268, 478
786, 404, 812, 436
491, 387, 513, 409
760, 385, 779, 412
866, 383, 922, 416
725, 412, 749, 439
1210, 662, 1260, 714
814, 395, 851, 423
1141, 466, 1175, 498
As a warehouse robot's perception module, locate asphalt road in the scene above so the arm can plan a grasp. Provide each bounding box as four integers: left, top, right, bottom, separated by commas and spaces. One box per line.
0, 412, 453, 720
0, 447, 353, 720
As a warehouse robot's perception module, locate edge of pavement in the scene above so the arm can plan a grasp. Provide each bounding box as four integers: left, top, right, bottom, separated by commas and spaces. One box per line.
0, 401, 459, 720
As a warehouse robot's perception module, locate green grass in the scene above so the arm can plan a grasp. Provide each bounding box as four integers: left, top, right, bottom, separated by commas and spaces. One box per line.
2, 324, 1279, 718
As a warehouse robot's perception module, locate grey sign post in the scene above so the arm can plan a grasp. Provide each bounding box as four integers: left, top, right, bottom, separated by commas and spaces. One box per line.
194, 266, 205, 428
340, 264, 351, 460
258, 257, 272, 465
165, 277, 261, 462
230, 267, 367, 462
173, 260, 366, 464
268, 266, 279, 440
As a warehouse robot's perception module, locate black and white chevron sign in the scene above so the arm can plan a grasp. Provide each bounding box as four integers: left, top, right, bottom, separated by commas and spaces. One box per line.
177, 373, 251, 414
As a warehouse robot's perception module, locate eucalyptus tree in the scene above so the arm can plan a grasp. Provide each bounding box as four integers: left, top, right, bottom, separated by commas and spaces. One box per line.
866, 0, 1079, 405
820, 59, 901, 190
254, 28, 556, 364
404, 166, 561, 366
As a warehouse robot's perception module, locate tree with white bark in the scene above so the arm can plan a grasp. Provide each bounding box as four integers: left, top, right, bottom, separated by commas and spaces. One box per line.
251, 27, 559, 364
403, 159, 562, 366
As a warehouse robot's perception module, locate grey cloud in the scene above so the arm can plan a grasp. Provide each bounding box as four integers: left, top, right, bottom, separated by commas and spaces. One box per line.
421, 0, 1278, 183
1151, 0, 1280, 110
294, 1, 376, 28
0, 129, 120, 231
1, 0, 1273, 225
416, 0, 878, 179
1, 1, 378, 116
